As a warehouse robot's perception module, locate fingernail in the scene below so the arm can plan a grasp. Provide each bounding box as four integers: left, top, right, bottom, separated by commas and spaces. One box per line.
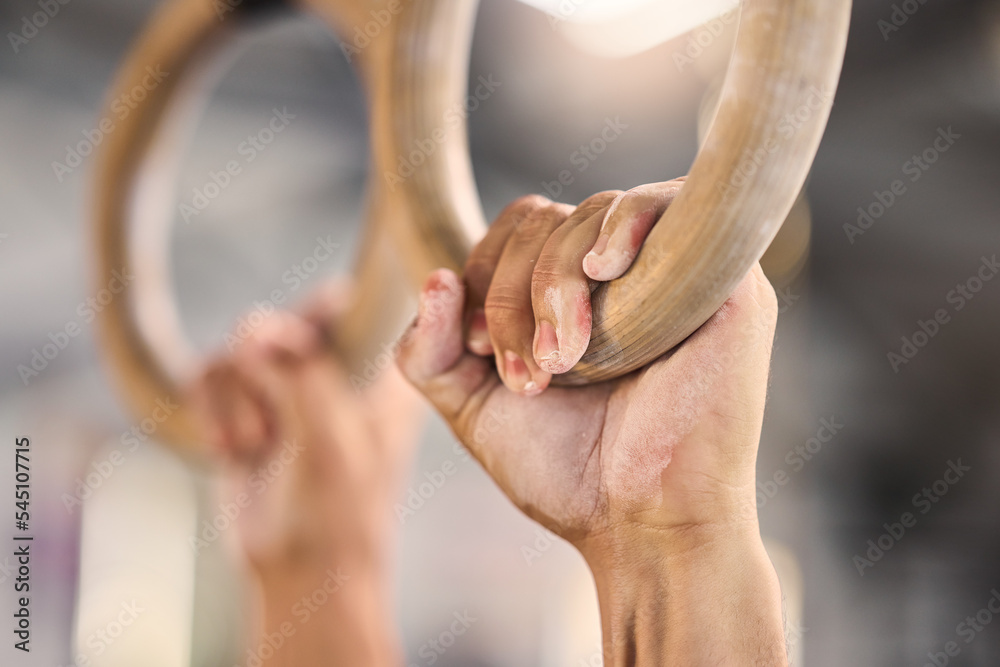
588, 233, 610, 258
503, 350, 531, 393
534, 320, 561, 373
418, 270, 458, 324
584, 234, 611, 277
467, 308, 492, 355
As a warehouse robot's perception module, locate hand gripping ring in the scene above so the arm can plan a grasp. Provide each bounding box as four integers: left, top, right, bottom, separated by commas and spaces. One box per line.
94, 0, 851, 456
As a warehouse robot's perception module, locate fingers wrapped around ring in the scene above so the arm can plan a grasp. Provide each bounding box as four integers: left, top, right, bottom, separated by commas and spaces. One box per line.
530, 191, 621, 374
583, 177, 686, 282
482, 198, 575, 394
462, 178, 685, 394
462, 195, 549, 357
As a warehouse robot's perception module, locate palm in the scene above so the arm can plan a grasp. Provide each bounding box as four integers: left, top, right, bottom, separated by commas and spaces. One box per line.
467, 379, 612, 535
405, 266, 776, 546
467, 358, 756, 541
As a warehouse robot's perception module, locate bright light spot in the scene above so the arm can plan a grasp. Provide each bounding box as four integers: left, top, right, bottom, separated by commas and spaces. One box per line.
518, 0, 740, 59
517, 0, 667, 23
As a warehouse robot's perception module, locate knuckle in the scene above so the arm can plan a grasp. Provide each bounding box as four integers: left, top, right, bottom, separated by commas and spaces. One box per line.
463, 255, 496, 290
530, 261, 564, 292
515, 207, 558, 237
502, 194, 550, 220
513, 204, 571, 243
716, 266, 779, 334
483, 288, 528, 323
577, 190, 622, 214
751, 266, 779, 314
620, 179, 685, 211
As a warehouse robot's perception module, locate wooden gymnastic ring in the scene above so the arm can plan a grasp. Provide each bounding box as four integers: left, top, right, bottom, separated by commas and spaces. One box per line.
561, 0, 851, 383
94, 0, 850, 455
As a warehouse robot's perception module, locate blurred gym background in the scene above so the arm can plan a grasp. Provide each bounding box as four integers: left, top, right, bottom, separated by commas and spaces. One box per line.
1, 0, 999, 665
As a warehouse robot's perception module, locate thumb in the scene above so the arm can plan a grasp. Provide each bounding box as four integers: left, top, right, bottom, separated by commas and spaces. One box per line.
584, 177, 686, 282
396, 269, 495, 422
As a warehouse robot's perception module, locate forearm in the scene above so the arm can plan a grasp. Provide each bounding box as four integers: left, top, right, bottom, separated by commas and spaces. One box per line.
583, 524, 788, 667
253, 562, 400, 667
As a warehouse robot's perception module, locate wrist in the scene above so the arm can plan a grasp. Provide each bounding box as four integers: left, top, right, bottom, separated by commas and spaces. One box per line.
580, 521, 788, 667
249, 507, 396, 585
255, 551, 383, 597
253, 562, 400, 667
